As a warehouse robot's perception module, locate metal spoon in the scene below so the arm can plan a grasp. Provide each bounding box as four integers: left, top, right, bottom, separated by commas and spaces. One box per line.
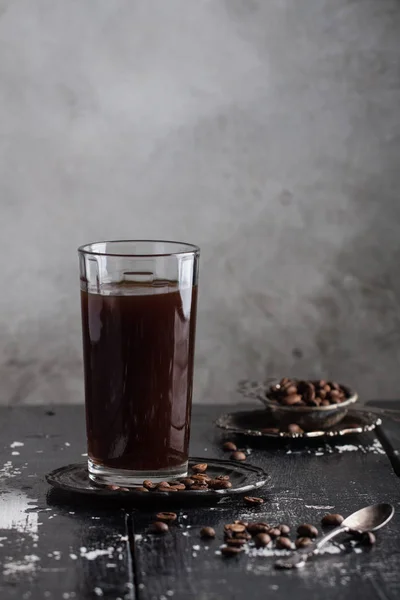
275, 503, 394, 569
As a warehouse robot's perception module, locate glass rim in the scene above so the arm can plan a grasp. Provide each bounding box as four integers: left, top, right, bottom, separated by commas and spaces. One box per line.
78, 239, 200, 258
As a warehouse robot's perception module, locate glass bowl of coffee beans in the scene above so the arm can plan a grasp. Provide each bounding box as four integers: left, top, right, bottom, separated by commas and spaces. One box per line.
238, 378, 358, 432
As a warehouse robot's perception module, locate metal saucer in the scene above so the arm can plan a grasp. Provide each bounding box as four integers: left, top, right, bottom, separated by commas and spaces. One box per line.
216, 409, 381, 439
46, 457, 270, 503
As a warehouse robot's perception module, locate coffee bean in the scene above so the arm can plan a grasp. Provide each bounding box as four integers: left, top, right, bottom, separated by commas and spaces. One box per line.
149, 521, 169, 534
230, 524, 246, 534
156, 481, 170, 489
280, 377, 291, 386
282, 395, 302, 406
247, 522, 270, 534
283, 384, 298, 396
321, 513, 344, 527
107, 485, 123, 491
223, 441, 237, 452
208, 479, 232, 490
226, 538, 246, 547
244, 496, 264, 505
156, 512, 177, 522
135, 487, 149, 492
190, 485, 208, 490
295, 536, 313, 548
215, 475, 230, 481
303, 382, 316, 403
329, 389, 341, 400
330, 381, 340, 391
319, 390, 327, 400
200, 526, 215, 539
360, 531, 376, 546
192, 463, 208, 473
143, 480, 155, 490
221, 545, 242, 557
321, 399, 330, 406
268, 528, 281, 539
169, 483, 186, 491
233, 531, 252, 541
192, 474, 211, 482
180, 478, 195, 486
231, 451, 247, 461
276, 536, 293, 550
287, 424, 304, 434
297, 524, 318, 538
254, 533, 271, 547
278, 524, 291, 535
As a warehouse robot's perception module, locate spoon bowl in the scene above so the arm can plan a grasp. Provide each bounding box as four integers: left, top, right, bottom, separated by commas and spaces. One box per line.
275, 502, 395, 569
342, 502, 395, 532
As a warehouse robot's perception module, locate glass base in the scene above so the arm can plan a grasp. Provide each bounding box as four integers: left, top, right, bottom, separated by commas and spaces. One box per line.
88, 458, 188, 487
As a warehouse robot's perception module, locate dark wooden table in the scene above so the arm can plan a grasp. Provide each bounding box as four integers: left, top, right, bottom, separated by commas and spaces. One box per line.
1, 403, 400, 600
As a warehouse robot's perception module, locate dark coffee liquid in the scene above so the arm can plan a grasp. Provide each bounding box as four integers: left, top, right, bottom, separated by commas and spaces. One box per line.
81, 282, 197, 471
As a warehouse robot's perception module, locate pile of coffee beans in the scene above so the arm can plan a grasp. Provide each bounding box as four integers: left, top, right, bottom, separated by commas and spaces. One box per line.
137, 464, 233, 493
267, 378, 351, 407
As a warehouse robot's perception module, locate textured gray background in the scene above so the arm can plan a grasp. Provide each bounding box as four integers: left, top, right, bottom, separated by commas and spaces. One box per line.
0, 0, 399, 406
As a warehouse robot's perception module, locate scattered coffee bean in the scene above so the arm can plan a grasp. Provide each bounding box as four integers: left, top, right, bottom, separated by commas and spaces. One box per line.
200, 527, 216, 539
276, 536, 293, 550
297, 524, 318, 538
223, 441, 237, 452
247, 522, 270, 534
268, 528, 281, 539
278, 524, 291, 535
156, 482, 170, 489
244, 496, 264, 505
231, 451, 247, 461
230, 524, 246, 534
208, 479, 232, 490
287, 424, 304, 434
233, 531, 252, 541
360, 531, 376, 546
296, 536, 313, 548
226, 538, 247, 547
156, 512, 177, 522
180, 478, 195, 486
221, 545, 242, 557
192, 474, 210, 482
192, 463, 208, 473
169, 483, 186, 491
215, 475, 230, 481
135, 487, 149, 492
254, 533, 271, 547
149, 521, 169, 534
143, 480, 155, 490
321, 514, 344, 527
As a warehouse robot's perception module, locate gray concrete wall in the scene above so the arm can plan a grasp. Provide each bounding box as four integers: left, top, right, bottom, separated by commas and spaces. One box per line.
0, 0, 400, 405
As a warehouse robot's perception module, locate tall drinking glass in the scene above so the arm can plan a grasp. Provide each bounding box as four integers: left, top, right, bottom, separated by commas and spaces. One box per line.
78, 240, 200, 486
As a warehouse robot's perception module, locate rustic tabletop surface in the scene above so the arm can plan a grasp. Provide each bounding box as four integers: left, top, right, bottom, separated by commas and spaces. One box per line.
0, 402, 399, 600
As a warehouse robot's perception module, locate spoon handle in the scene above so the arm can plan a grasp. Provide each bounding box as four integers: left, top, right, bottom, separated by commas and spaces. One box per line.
275, 525, 349, 569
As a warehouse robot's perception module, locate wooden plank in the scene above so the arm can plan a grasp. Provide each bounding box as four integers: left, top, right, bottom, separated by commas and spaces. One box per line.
367, 400, 400, 476
132, 404, 400, 600
0, 407, 134, 600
